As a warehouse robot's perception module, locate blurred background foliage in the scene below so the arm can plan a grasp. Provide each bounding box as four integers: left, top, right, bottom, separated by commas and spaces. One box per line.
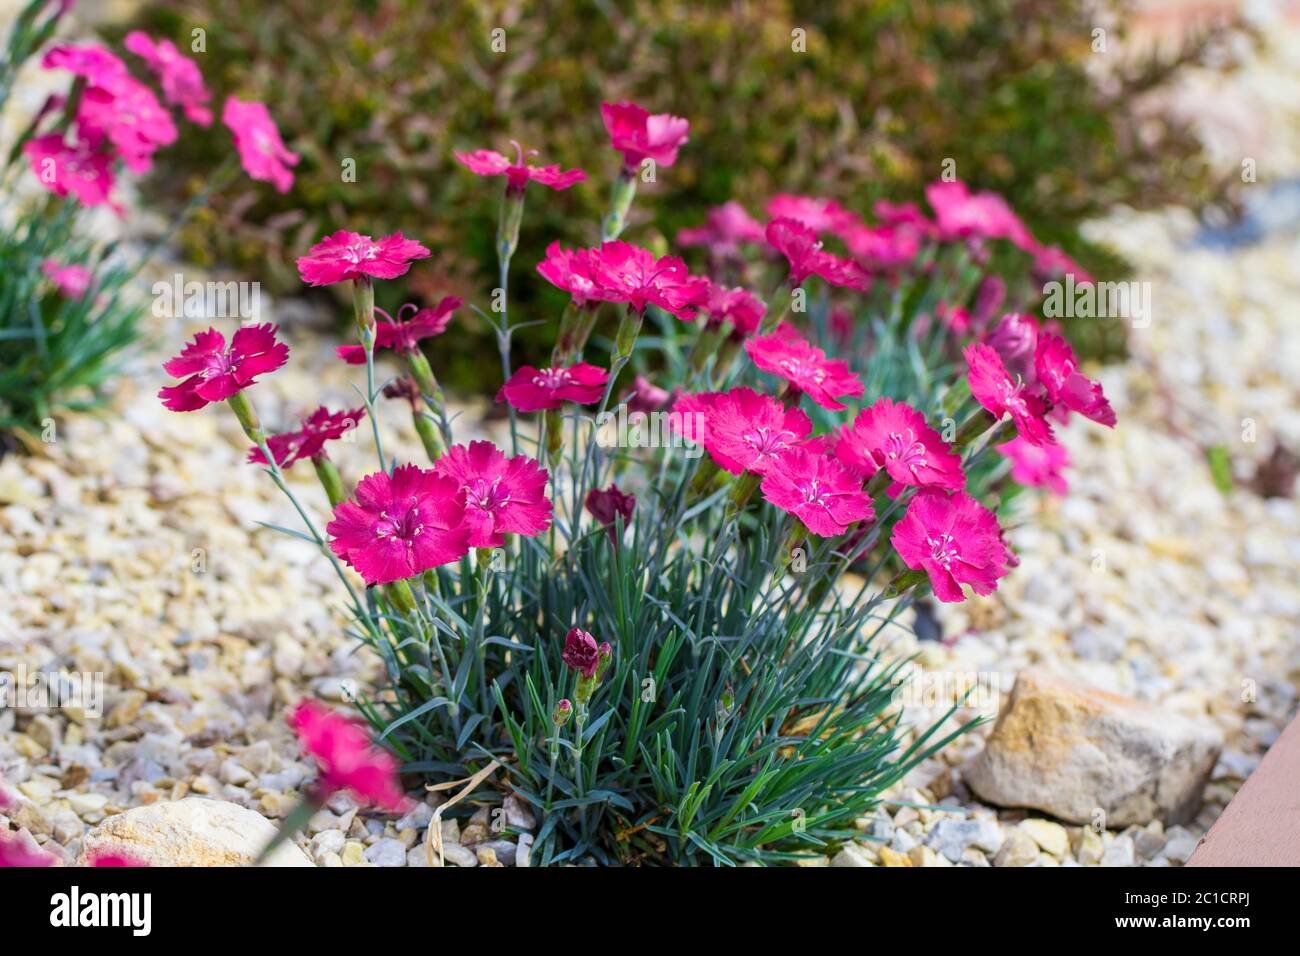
113, 0, 1245, 387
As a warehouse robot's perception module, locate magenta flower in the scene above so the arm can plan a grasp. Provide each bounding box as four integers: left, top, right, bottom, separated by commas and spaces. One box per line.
840, 222, 923, 271
87, 851, 149, 867
621, 375, 670, 415
585, 483, 636, 532
41, 43, 128, 92
432, 441, 553, 548
22, 133, 117, 210
683, 387, 813, 476
836, 397, 965, 494
936, 303, 973, 335
963, 342, 1054, 446
455, 141, 586, 192
41, 259, 93, 299
676, 201, 765, 257
760, 448, 874, 537
891, 489, 1012, 603
248, 406, 365, 468
497, 363, 609, 412
703, 282, 766, 336
925, 179, 1034, 249
297, 230, 431, 287
585, 241, 710, 319
76, 77, 177, 173
336, 298, 460, 363
1031, 244, 1093, 283
984, 312, 1040, 381
873, 199, 937, 236
326, 464, 470, 586
972, 276, 1007, 328
561, 627, 602, 678
0, 833, 58, 868
124, 31, 212, 125
766, 194, 856, 234
221, 96, 300, 194
536, 242, 610, 308
289, 700, 406, 811
765, 218, 868, 290
158, 324, 289, 412
601, 100, 690, 170
998, 435, 1070, 495
1034, 333, 1116, 427
745, 324, 865, 411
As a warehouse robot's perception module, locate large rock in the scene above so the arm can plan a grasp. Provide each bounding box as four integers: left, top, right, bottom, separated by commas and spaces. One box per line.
964, 668, 1222, 827
76, 799, 313, 867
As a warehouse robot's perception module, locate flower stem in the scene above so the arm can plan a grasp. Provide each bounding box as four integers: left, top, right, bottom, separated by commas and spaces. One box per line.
312, 454, 347, 507
602, 168, 638, 242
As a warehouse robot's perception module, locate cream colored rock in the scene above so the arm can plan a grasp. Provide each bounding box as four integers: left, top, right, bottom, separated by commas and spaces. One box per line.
76, 799, 313, 867
965, 668, 1222, 827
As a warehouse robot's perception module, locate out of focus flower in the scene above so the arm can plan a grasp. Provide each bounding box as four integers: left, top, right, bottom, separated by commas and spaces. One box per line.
972, 275, 1007, 328
41, 259, 92, 298
936, 302, 972, 335
76, 76, 177, 173
455, 141, 586, 192
585, 483, 636, 534
125, 31, 212, 125
761, 448, 874, 537
41, 43, 127, 91
336, 298, 459, 363
433, 441, 553, 548
984, 312, 1040, 382
326, 465, 470, 585
297, 230, 430, 287
621, 375, 669, 415
703, 282, 765, 335
248, 406, 364, 468
1034, 333, 1116, 427
766, 194, 855, 234
23, 133, 117, 209
222, 97, 299, 193
676, 201, 765, 256
836, 397, 965, 494
601, 101, 690, 170
497, 363, 608, 412
926, 179, 1034, 249
87, 851, 149, 867
840, 222, 923, 271
891, 489, 1012, 602
158, 324, 288, 412
746, 324, 864, 411
1031, 244, 1093, 283
0, 832, 58, 867
998, 435, 1069, 495
289, 700, 406, 811
964, 342, 1054, 445
765, 218, 868, 290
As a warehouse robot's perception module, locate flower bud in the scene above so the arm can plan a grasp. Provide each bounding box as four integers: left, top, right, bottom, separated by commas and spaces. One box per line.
552, 699, 573, 728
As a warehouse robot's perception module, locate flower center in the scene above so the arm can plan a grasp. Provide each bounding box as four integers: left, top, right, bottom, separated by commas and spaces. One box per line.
533, 368, 572, 390
779, 358, 826, 385
926, 533, 961, 570
376, 502, 425, 545
801, 479, 831, 508
742, 425, 794, 461
467, 476, 510, 514
342, 240, 380, 264
882, 429, 928, 475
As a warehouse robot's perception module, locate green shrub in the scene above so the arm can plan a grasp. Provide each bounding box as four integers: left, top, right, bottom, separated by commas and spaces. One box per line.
116, 0, 1243, 379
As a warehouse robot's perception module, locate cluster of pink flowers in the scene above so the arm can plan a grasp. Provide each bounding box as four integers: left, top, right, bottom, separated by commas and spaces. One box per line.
24, 33, 296, 211
536, 240, 710, 319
